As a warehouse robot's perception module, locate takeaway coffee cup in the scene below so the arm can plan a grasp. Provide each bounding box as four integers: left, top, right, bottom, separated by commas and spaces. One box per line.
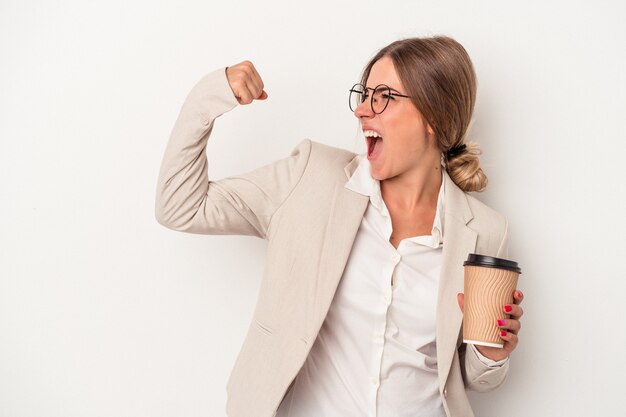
462, 254, 522, 348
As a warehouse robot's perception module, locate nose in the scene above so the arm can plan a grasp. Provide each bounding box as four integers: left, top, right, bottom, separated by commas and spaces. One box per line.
354, 98, 375, 119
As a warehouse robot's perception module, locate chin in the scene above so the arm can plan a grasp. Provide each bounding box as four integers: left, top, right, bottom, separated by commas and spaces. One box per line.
369, 167, 390, 182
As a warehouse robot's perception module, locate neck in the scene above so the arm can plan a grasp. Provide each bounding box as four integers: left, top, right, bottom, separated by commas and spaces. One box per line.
381, 161, 443, 212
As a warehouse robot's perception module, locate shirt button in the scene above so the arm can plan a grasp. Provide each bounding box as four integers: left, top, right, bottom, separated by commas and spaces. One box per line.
370, 377, 378, 385
479, 380, 487, 385
393, 254, 401, 262
376, 334, 384, 343
443, 388, 448, 397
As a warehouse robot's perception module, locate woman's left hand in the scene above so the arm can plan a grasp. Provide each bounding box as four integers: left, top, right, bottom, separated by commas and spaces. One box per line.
457, 290, 524, 362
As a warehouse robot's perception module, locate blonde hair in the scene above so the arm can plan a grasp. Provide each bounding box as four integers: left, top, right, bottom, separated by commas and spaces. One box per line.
360, 36, 488, 192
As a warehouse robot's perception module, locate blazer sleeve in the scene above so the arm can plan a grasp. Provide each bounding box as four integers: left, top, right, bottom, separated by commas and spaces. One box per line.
155, 67, 311, 238
461, 218, 511, 392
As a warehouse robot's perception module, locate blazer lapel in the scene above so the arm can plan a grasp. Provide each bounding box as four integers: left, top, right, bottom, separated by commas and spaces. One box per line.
436, 174, 477, 390
307, 156, 368, 337
310, 181, 368, 336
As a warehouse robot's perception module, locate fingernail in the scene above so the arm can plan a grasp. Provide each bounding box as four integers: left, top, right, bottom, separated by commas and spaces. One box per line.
497, 319, 506, 326
500, 331, 508, 337
504, 305, 513, 312
515, 290, 523, 298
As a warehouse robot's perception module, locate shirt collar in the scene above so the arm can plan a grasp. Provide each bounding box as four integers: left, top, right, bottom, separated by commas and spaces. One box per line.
344, 155, 446, 248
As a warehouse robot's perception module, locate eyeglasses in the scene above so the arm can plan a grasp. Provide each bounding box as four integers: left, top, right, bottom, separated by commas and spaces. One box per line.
349, 83, 413, 114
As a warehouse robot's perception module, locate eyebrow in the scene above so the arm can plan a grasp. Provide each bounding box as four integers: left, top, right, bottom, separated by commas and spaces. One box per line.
365, 85, 404, 94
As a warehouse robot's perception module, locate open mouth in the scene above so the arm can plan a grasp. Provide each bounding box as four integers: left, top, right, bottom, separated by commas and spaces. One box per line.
366, 136, 383, 159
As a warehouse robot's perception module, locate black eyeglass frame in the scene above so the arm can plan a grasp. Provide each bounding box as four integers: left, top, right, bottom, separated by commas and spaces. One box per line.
348, 83, 413, 114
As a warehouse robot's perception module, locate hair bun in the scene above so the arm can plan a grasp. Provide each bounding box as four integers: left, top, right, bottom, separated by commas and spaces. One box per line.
446, 142, 488, 192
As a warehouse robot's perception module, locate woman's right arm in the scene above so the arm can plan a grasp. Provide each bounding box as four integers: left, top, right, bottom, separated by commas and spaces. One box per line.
155, 62, 310, 238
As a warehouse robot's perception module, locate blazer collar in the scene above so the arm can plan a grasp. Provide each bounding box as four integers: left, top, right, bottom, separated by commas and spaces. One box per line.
442, 170, 473, 225
343, 154, 361, 179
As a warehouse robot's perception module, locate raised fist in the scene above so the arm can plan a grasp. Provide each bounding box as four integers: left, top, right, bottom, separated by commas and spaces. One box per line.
226, 60, 268, 105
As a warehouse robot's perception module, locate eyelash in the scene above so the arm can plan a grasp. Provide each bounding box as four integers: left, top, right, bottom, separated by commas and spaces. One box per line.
362, 92, 396, 100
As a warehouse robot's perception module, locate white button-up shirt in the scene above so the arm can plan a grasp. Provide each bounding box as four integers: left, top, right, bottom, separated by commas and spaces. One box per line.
276, 156, 503, 417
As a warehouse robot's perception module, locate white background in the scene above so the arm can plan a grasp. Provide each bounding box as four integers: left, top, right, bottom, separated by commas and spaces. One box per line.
1, 1, 625, 416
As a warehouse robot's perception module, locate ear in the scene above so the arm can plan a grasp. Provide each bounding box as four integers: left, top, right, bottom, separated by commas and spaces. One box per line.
426, 123, 435, 136
425, 123, 437, 147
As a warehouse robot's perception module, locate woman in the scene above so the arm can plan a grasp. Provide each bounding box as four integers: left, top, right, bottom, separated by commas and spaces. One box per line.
155, 35, 524, 417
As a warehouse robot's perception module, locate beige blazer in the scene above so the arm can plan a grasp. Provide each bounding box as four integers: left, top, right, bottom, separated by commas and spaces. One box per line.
155, 68, 511, 417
